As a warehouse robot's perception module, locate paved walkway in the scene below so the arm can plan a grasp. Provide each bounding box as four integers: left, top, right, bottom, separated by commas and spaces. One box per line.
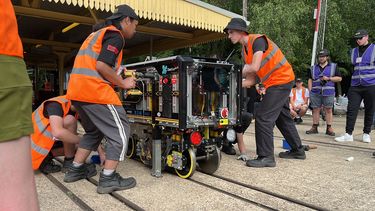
35, 112, 375, 211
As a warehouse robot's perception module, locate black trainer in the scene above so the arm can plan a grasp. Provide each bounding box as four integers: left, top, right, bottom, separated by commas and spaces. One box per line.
64, 163, 97, 183
39, 155, 61, 174
246, 156, 276, 168
221, 144, 236, 155
97, 172, 136, 194
62, 157, 74, 173
279, 148, 306, 159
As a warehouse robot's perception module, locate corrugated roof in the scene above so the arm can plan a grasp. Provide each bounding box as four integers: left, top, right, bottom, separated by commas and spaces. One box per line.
45, 0, 245, 32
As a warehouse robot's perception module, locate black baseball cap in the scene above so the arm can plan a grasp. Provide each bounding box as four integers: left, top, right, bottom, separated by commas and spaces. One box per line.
318, 49, 329, 57
296, 78, 302, 82
353, 29, 368, 39
107, 4, 139, 21
224, 18, 248, 34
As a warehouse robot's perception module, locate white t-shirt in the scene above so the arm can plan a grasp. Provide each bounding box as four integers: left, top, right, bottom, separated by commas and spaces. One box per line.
290, 88, 309, 106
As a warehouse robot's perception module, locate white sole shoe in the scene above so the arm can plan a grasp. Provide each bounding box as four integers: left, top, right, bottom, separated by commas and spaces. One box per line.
335, 134, 353, 142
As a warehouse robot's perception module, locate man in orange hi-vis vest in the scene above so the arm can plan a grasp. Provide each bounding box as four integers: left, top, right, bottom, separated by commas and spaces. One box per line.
30, 95, 106, 173
289, 78, 309, 124
64, 4, 138, 194
0, 1, 39, 210
224, 18, 306, 168
31, 95, 78, 173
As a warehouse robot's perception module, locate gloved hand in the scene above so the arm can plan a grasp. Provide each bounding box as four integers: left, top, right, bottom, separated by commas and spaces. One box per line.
237, 153, 249, 161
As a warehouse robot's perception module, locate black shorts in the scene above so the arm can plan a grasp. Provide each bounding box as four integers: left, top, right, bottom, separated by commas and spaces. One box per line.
234, 111, 253, 133
51, 141, 64, 150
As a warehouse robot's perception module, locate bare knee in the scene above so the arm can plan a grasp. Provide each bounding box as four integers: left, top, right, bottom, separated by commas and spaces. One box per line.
63, 115, 77, 131
300, 106, 308, 115
324, 108, 333, 114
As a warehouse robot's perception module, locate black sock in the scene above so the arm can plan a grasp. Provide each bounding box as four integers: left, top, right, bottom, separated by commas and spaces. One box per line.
64, 156, 75, 161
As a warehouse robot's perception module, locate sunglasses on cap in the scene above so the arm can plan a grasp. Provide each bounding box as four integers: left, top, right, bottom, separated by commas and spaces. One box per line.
356, 36, 365, 41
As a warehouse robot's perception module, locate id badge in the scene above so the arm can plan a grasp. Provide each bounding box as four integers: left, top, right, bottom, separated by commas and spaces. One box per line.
356, 57, 362, 64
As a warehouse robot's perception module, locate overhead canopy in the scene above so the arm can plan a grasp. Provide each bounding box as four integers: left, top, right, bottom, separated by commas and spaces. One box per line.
14, 0, 246, 62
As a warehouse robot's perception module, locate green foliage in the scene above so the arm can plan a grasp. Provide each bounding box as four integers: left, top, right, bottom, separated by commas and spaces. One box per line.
174, 0, 374, 81
123, 0, 374, 84
248, 0, 314, 78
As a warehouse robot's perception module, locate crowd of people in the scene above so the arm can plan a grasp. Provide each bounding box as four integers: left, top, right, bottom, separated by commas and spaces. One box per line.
1, 1, 374, 210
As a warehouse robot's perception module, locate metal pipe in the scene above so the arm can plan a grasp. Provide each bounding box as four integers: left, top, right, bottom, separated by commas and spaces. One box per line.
310, 0, 322, 66
321, 0, 328, 50
196, 155, 208, 161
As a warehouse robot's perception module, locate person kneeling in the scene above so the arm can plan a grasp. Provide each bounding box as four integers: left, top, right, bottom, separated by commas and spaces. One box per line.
31, 95, 80, 173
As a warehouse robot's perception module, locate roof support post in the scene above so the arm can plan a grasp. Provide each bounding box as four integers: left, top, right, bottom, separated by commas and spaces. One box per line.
54, 52, 67, 95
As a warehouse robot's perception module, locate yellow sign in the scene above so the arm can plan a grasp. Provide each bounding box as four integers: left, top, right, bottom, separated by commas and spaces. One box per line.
219, 119, 229, 125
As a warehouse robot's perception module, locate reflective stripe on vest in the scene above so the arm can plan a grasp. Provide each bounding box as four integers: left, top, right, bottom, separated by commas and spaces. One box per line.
75, 30, 101, 59
261, 57, 287, 83
352, 73, 375, 79
31, 95, 71, 170
67, 26, 124, 105
31, 139, 50, 156
243, 34, 294, 88
351, 44, 375, 86
311, 63, 336, 96
33, 110, 53, 139
259, 44, 279, 70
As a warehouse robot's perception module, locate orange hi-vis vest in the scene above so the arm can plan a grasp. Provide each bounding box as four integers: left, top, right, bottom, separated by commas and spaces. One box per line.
291, 87, 307, 104
0, 0, 24, 58
243, 34, 295, 89
31, 95, 71, 170
67, 26, 124, 105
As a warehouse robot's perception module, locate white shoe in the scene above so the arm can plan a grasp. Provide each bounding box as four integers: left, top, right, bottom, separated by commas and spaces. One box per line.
362, 133, 371, 143
335, 133, 353, 142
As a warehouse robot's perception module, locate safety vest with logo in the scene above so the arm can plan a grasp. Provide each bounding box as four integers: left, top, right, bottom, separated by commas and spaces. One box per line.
311, 63, 336, 96
67, 26, 124, 105
31, 96, 71, 170
0, 0, 23, 58
243, 34, 295, 89
351, 43, 375, 86
291, 87, 307, 104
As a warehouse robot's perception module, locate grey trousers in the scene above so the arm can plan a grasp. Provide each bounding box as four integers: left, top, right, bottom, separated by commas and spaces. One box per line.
72, 101, 130, 161
254, 82, 303, 157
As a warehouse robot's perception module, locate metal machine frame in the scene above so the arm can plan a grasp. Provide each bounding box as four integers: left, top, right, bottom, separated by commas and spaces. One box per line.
122, 55, 241, 178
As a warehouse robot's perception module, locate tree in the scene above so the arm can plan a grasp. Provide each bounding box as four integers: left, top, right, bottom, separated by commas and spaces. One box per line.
145, 0, 374, 93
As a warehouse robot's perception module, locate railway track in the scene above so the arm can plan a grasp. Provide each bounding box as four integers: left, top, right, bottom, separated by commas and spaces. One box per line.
46, 158, 145, 211
190, 171, 330, 211
43, 173, 95, 211
248, 132, 375, 153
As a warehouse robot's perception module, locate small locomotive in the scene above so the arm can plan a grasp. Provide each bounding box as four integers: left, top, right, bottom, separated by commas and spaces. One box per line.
121, 56, 241, 178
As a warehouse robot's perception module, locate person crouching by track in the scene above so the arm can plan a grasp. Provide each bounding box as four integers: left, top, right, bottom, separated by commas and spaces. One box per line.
306, 49, 341, 136
31, 95, 80, 173
64, 4, 138, 194
224, 18, 306, 168
289, 78, 309, 124
222, 87, 257, 161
